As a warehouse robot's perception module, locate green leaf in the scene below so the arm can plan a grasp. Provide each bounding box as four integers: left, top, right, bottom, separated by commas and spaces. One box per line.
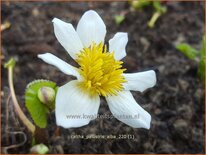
25, 80, 57, 128
114, 15, 125, 25
176, 43, 198, 60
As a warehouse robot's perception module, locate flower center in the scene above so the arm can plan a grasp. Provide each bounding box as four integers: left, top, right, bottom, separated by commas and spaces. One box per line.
76, 43, 126, 97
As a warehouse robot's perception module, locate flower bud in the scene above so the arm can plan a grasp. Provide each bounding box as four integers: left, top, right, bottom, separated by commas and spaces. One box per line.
30, 143, 49, 154
38, 86, 55, 105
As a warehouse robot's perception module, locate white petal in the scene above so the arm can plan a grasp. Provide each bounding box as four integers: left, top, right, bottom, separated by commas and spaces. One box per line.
38, 53, 80, 78
109, 32, 128, 60
53, 18, 83, 59
77, 10, 106, 47
106, 91, 151, 129
123, 70, 156, 92
55, 80, 100, 128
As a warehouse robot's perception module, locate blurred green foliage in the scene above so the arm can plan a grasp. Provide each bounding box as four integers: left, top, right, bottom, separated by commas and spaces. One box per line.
129, 0, 167, 28
198, 37, 205, 82
129, 0, 151, 10
152, 1, 167, 14
176, 43, 198, 60
176, 36, 205, 82
114, 15, 125, 25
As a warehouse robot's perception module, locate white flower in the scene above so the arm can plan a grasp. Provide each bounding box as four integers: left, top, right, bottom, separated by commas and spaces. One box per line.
38, 10, 156, 129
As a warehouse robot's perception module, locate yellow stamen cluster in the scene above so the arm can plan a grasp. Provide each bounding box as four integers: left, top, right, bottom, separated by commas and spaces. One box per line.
76, 43, 126, 97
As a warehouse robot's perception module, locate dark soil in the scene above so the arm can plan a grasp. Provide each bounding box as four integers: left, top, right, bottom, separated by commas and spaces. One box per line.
1, 1, 205, 154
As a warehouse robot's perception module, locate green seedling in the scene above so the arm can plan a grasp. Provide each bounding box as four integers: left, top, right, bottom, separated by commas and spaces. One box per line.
130, 0, 167, 28
176, 36, 205, 82
4, 58, 59, 153
4, 58, 35, 134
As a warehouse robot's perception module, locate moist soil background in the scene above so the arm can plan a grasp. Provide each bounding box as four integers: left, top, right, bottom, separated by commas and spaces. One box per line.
1, 1, 205, 154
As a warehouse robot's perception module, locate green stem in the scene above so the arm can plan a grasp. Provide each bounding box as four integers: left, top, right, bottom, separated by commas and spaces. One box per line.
148, 12, 161, 28
8, 63, 35, 134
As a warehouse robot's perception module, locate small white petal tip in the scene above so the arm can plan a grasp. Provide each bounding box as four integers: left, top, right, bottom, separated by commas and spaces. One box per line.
52, 17, 59, 23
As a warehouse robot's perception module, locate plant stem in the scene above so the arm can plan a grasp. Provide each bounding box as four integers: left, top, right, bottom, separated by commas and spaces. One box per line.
148, 12, 161, 28
8, 64, 35, 134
